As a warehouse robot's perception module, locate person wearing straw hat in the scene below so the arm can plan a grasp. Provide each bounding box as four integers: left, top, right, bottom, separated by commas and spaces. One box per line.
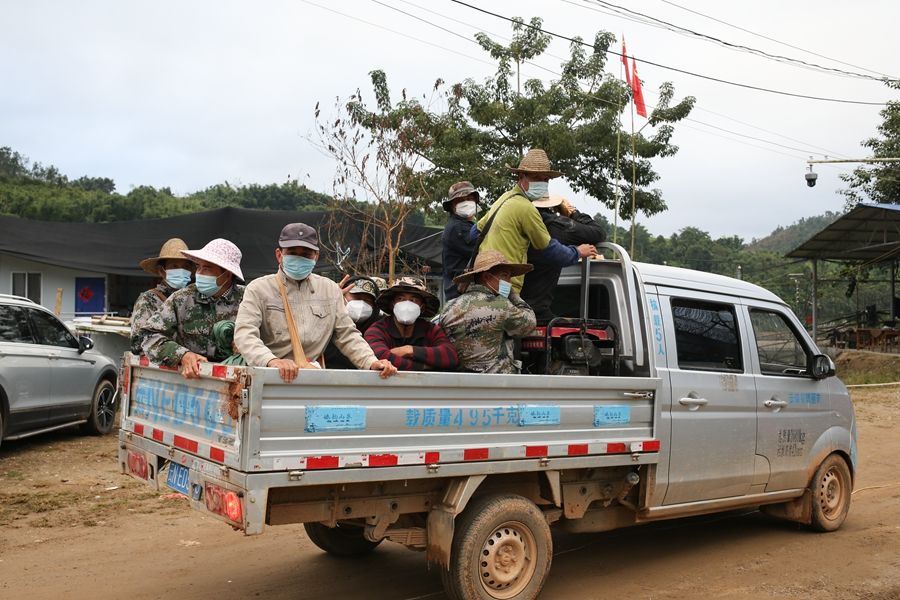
441, 180, 480, 302
438, 250, 536, 374
142, 238, 246, 378
130, 238, 194, 354
365, 277, 459, 372
475, 148, 596, 294
234, 223, 396, 383
521, 194, 607, 323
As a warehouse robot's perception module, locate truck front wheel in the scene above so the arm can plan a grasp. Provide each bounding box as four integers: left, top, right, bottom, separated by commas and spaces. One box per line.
809, 454, 852, 532
442, 494, 552, 600
303, 522, 382, 557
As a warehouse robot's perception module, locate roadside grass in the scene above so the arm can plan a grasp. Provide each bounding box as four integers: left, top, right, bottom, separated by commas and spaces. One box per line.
834, 350, 900, 385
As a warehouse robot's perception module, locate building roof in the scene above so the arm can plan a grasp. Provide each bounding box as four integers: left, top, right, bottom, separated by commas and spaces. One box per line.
0, 207, 442, 279
786, 203, 900, 263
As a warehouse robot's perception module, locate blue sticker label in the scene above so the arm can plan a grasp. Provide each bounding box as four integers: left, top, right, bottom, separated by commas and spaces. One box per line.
594, 405, 631, 427
517, 405, 561, 427
305, 406, 366, 433
788, 392, 821, 405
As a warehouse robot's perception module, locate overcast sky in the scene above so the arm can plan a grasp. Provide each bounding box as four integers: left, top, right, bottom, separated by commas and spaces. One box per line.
1, 0, 897, 241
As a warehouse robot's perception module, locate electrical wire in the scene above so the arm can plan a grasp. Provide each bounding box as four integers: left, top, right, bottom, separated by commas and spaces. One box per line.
573, 0, 891, 82
448, 0, 891, 106
659, 0, 897, 80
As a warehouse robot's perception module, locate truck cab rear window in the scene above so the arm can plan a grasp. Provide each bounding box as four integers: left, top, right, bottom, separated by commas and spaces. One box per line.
671, 299, 743, 372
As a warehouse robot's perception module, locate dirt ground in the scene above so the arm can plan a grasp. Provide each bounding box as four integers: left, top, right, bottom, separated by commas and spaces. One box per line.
1, 387, 899, 600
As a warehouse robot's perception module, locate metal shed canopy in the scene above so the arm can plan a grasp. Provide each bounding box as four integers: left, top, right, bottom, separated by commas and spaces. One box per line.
787, 203, 900, 263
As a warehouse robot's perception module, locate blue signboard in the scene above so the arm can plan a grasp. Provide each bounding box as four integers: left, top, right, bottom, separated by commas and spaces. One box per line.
594, 405, 631, 427
305, 405, 367, 433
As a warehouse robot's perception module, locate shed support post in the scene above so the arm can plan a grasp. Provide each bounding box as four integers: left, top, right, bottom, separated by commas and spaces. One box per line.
892, 260, 896, 323
811, 259, 818, 340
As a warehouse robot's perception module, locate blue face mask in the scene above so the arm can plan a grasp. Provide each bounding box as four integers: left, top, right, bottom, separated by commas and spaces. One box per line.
195, 273, 222, 297
282, 254, 316, 280
523, 181, 549, 201
497, 280, 512, 298
164, 268, 191, 290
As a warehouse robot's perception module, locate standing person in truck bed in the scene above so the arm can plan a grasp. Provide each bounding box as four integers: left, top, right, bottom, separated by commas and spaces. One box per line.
365, 277, 459, 372
234, 223, 396, 383
141, 238, 245, 379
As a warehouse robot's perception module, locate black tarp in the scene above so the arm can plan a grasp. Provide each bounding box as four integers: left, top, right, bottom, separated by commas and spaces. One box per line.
0, 207, 443, 279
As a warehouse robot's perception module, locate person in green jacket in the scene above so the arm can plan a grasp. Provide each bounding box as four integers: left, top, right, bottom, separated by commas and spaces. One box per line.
476, 148, 596, 293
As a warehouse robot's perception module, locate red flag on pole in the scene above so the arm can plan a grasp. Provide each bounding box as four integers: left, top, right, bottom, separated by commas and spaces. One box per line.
630, 57, 647, 118
621, 37, 631, 87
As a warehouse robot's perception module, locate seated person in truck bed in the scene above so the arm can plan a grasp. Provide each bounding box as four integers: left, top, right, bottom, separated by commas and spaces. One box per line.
130, 237, 194, 354
142, 238, 245, 379
365, 277, 459, 372
323, 276, 385, 369
234, 223, 396, 382
438, 250, 536, 374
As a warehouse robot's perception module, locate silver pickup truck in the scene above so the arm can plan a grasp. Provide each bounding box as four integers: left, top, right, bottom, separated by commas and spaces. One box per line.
118, 244, 856, 600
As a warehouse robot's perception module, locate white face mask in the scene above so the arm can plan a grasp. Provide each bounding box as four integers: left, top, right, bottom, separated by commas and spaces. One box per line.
346, 299, 374, 323
454, 200, 477, 218
393, 300, 421, 325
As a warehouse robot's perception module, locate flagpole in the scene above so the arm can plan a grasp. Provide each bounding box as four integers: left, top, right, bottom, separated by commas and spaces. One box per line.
629, 101, 637, 259
613, 40, 625, 245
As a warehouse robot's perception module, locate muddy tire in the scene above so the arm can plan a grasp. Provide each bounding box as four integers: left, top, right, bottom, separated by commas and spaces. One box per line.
442, 494, 552, 600
304, 522, 382, 557
83, 379, 117, 435
809, 454, 852, 532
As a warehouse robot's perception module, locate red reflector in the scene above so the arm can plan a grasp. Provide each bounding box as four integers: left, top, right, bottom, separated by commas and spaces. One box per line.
133, 423, 145, 436
306, 456, 340, 470
568, 444, 589, 455
209, 447, 225, 463
205, 483, 243, 524
525, 445, 548, 457
464, 448, 489, 461
224, 491, 243, 522
211, 365, 227, 378
152, 428, 164, 442
139, 356, 149, 366
643, 440, 661, 452
424, 451, 440, 464
173, 435, 199, 453
607, 443, 627, 453
368, 454, 398, 467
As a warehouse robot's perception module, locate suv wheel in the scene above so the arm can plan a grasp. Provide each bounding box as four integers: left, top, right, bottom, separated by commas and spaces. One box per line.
84, 379, 117, 435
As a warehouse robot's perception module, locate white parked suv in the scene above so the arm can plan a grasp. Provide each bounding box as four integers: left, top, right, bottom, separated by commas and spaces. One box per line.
0, 293, 118, 448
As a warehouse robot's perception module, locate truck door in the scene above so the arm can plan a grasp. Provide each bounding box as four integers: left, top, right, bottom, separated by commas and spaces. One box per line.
660, 293, 758, 504
744, 303, 834, 491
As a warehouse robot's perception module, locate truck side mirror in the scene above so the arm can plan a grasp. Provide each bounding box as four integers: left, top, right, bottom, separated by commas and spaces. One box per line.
809, 353, 835, 380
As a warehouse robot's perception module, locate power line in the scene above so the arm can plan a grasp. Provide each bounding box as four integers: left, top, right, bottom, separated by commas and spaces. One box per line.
659, 0, 897, 80
573, 0, 890, 82
448, 0, 890, 106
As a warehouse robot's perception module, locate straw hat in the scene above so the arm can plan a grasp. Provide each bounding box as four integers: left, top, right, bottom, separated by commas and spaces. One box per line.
376, 277, 440, 319
139, 238, 189, 274
532, 194, 565, 209
181, 238, 244, 281
442, 181, 480, 211
453, 250, 533, 285
508, 148, 562, 178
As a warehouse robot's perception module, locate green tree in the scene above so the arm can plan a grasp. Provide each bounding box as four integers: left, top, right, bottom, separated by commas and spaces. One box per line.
423, 17, 694, 219
841, 81, 900, 208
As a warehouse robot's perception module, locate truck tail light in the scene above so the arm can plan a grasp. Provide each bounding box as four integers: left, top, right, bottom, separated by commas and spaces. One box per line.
127, 450, 149, 480
205, 483, 243, 524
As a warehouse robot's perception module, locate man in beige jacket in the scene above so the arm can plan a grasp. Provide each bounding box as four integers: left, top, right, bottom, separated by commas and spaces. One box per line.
234, 223, 397, 382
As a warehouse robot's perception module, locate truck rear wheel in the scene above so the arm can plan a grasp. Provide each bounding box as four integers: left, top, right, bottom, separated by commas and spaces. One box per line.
303, 522, 382, 556
442, 494, 552, 600
809, 454, 852, 532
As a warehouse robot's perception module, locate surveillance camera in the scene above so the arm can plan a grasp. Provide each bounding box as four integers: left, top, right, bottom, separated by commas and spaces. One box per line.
805, 170, 818, 187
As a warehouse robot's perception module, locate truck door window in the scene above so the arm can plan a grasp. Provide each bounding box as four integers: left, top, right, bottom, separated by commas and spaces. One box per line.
749, 309, 810, 376
671, 299, 743, 372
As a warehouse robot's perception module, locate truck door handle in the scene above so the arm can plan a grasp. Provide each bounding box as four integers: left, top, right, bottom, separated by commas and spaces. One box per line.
623, 391, 654, 399
678, 397, 708, 407
764, 399, 788, 408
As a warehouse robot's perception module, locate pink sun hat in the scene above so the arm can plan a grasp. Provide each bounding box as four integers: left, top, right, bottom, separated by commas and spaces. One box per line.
181, 238, 244, 281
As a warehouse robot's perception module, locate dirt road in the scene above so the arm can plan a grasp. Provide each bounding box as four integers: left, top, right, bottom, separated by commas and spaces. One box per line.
2, 388, 899, 600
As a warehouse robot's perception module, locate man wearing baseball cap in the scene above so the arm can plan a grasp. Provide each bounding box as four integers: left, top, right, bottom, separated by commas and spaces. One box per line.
234, 223, 397, 382
441, 181, 480, 302
142, 238, 245, 378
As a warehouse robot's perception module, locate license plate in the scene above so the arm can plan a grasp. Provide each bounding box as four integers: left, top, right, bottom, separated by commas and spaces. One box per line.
166, 463, 191, 496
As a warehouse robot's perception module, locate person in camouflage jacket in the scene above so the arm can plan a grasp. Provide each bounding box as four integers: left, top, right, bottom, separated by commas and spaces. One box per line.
141, 238, 245, 378
438, 250, 536, 374
130, 238, 194, 353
